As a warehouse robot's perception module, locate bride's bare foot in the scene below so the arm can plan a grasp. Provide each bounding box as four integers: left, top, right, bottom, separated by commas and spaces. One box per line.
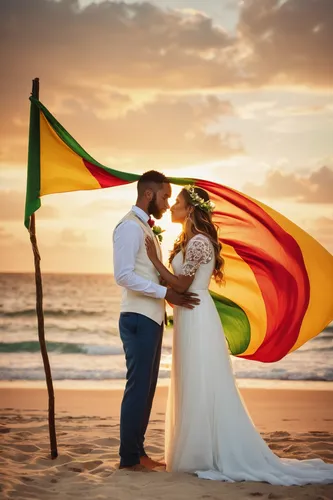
140, 455, 166, 469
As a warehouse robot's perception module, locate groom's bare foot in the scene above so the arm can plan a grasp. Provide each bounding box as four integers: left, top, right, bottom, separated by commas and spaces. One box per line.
140, 455, 166, 469
118, 464, 153, 472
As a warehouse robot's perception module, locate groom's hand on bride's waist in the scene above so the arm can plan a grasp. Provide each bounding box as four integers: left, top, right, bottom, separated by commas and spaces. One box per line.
165, 288, 200, 309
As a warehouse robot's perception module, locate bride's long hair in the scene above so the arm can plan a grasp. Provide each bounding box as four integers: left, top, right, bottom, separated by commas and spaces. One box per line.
169, 187, 225, 285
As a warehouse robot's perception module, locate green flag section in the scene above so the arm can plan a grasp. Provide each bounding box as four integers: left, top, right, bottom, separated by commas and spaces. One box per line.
25, 97, 333, 363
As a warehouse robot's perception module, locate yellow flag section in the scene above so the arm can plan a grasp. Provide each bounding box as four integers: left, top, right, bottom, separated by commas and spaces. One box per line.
40, 112, 100, 195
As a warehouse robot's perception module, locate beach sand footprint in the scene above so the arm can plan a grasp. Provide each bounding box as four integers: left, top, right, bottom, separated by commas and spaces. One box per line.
1, 408, 333, 499
66, 460, 103, 473
93, 437, 119, 446
11, 443, 41, 453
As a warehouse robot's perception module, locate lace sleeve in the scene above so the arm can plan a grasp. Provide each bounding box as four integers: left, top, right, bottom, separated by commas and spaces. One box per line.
181, 235, 213, 277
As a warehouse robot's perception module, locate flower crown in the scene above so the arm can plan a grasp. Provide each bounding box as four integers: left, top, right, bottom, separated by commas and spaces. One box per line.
184, 185, 215, 213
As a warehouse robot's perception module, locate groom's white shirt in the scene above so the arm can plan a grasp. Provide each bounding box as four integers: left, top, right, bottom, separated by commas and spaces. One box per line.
113, 206, 167, 299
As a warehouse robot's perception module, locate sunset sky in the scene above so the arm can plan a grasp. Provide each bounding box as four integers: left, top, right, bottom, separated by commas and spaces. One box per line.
1, 0, 332, 273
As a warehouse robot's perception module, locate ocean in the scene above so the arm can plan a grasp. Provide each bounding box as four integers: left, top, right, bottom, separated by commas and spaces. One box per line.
0, 273, 332, 388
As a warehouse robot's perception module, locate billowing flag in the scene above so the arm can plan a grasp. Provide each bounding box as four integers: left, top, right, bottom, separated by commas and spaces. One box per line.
25, 98, 333, 362
192, 179, 333, 362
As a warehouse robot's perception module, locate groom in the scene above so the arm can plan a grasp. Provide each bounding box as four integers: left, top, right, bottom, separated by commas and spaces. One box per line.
113, 170, 199, 470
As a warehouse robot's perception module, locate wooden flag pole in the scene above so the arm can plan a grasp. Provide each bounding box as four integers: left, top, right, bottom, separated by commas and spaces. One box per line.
29, 77, 58, 459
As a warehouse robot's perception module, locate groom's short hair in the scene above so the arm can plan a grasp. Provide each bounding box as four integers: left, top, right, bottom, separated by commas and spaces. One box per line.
137, 170, 169, 197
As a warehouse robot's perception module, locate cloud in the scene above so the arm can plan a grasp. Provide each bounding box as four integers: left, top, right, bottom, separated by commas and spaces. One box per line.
59, 228, 86, 245
73, 94, 239, 159
313, 216, 333, 231
234, 101, 333, 121
1, 88, 242, 166
0, 226, 17, 245
1, 0, 332, 161
305, 167, 333, 203
78, 198, 130, 219
80, 199, 120, 212
268, 118, 316, 134
0, 0, 237, 164
267, 103, 333, 117
307, 215, 333, 251
52, 90, 134, 120
244, 166, 333, 203
0, 190, 58, 221
238, 0, 333, 88
0, 0, 233, 101
1, 0, 331, 104
236, 100, 277, 119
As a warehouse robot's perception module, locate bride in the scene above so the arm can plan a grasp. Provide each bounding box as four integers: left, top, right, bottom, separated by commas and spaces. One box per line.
145, 185, 333, 485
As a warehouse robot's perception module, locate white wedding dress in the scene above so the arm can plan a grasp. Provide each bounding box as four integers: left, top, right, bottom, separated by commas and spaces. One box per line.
165, 234, 333, 485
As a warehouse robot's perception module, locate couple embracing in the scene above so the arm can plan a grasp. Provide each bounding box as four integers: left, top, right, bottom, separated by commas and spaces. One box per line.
113, 170, 333, 485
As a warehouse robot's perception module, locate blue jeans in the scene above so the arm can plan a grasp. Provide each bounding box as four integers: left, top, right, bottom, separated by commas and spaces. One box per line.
119, 312, 163, 467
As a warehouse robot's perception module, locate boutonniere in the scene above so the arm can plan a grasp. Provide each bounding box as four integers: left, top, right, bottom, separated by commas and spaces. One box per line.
152, 225, 165, 243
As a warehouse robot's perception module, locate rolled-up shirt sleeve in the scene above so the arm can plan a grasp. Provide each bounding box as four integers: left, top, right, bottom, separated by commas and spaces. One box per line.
113, 220, 167, 299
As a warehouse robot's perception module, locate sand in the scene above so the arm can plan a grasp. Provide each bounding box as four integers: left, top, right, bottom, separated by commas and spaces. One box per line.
1, 385, 333, 499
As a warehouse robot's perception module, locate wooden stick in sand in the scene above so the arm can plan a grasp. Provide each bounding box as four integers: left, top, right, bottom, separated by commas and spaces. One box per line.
28, 77, 58, 459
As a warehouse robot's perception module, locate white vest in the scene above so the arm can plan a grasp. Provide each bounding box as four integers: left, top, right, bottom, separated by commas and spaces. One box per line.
115, 211, 165, 325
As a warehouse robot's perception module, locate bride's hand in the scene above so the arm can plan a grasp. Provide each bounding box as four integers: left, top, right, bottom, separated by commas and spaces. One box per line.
145, 236, 159, 263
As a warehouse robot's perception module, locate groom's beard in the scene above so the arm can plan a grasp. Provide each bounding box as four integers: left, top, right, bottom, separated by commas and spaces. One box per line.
148, 193, 163, 219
